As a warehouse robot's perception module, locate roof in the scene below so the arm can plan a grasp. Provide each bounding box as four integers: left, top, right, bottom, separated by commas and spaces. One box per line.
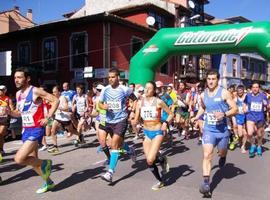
109, 3, 174, 18
0, 8, 35, 24
225, 16, 252, 23
209, 18, 233, 25
0, 12, 156, 40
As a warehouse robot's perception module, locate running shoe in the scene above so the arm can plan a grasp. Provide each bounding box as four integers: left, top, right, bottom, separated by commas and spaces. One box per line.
0, 152, 3, 163
73, 139, 80, 147
47, 146, 59, 155
36, 180, 55, 194
249, 145, 256, 157
151, 181, 164, 191
257, 146, 262, 156
39, 145, 48, 152
161, 156, 170, 174
96, 145, 103, 153
101, 171, 113, 182
41, 159, 52, 181
199, 182, 210, 195
241, 146, 247, 154
218, 156, 226, 168
129, 146, 137, 162
229, 142, 235, 151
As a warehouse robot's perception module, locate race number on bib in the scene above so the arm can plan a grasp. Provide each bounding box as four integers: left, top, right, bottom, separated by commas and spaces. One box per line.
250, 102, 262, 112
141, 106, 157, 121
238, 106, 244, 114
0, 106, 7, 117
107, 101, 121, 110
206, 113, 219, 125
22, 114, 35, 127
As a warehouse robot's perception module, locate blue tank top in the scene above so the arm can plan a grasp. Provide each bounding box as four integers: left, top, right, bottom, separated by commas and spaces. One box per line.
244, 92, 267, 121
203, 86, 229, 134
236, 97, 245, 116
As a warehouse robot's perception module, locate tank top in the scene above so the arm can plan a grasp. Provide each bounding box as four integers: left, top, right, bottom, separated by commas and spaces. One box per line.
140, 97, 161, 123
55, 96, 71, 121
236, 97, 245, 115
17, 86, 44, 128
203, 86, 229, 133
73, 94, 87, 116
0, 96, 10, 118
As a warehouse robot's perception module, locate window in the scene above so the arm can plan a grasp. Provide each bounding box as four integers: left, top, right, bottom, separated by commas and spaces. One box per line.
258, 63, 263, 74
149, 11, 166, 29
43, 38, 57, 71
18, 42, 30, 64
242, 59, 247, 69
71, 32, 87, 69
160, 63, 168, 75
250, 62, 255, 73
232, 58, 237, 77
131, 37, 144, 56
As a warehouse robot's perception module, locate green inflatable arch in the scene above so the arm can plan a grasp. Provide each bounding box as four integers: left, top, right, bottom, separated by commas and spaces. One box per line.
129, 21, 270, 85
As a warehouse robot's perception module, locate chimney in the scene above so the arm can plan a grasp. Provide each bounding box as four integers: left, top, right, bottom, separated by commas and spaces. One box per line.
14, 6, 20, 13
26, 9, 33, 21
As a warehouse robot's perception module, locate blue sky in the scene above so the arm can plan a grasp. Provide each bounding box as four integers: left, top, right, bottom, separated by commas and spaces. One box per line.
0, 0, 269, 24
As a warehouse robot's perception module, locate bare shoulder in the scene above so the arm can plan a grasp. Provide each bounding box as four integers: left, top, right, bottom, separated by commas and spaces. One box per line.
221, 89, 232, 100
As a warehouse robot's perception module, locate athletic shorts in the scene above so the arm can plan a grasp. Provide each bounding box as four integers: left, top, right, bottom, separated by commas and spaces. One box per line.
202, 131, 230, 150
55, 119, 71, 126
236, 114, 245, 125
144, 129, 163, 140
0, 117, 9, 126
22, 127, 44, 144
246, 119, 265, 129
105, 119, 128, 137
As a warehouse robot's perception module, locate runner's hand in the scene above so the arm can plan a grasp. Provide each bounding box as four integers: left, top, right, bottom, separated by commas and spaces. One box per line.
214, 112, 225, 121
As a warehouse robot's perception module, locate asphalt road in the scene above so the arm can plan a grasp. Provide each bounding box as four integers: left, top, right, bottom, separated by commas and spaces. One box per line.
1, 129, 270, 200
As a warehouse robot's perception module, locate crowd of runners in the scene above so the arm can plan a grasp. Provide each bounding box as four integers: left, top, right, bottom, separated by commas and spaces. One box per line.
0, 67, 270, 196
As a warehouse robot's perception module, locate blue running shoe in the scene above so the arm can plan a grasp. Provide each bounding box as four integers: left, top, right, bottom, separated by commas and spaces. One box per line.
96, 145, 103, 154
257, 146, 262, 156
249, 145, 256, 157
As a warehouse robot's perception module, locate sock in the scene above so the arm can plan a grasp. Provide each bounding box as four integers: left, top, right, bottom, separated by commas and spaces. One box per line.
102, 146, 111, 160
122, 142, 130, 154
148, 163, 162, 182
109, 150, 119, 172
203, 176, 210, 184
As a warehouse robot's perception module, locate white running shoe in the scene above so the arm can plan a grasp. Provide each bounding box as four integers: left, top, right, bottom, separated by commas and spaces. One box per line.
101, 171, 113, 182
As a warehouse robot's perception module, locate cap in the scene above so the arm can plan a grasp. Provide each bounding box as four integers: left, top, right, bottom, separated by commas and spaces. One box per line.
155, 81, 163, 88
0, 85, 7, 91
168, 83, 174, 87
138, 86, 144, 92
96, 84, 104, 90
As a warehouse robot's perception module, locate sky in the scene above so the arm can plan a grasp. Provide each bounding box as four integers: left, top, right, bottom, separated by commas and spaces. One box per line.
0, 0, 270, 24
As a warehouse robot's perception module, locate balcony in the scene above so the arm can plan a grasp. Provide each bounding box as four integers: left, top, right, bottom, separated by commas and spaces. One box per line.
251, 73, 260, 80
260, 74, 267, 81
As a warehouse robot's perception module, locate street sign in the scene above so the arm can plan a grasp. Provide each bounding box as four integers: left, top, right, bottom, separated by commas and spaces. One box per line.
84, 66, 93, 78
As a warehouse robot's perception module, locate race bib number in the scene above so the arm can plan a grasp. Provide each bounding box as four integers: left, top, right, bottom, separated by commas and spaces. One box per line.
22, 113, 35, 127
107, 101, 121, 110
141, 106, 157, 121
206, 113, 219, 125
0, 106, 7, 117
250, 102, 262, 112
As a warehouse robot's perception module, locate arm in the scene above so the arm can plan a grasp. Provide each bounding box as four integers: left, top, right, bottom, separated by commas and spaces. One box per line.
9, 92, 22, 118
191, 93, 205, 123
223, 90, 238, 117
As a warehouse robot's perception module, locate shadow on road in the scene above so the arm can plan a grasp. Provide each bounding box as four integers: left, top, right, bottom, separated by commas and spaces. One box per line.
53, 166, 105, 191
109, 159, 147, 186
0, 163, 64, 185
210, 163, 246, 194
165, 164, 195, 186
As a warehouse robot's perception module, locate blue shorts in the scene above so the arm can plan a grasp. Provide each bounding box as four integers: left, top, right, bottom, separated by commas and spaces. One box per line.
144, 129, 163, 140
202, 131, 230, 150
236, 114, 245, 125
22, 127, 44, 144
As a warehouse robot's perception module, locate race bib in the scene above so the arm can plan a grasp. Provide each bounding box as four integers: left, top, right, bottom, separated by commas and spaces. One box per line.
107, 101, 121, 110
21, 113, 35, 127
206, 113, 219, 125
250, 102, 262, 112
141, 106, 157, 121
0, 106, 7, 117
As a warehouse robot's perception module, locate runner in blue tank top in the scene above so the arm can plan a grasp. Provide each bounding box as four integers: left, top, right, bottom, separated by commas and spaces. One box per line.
191, 69, 238, 197
244, 82, 269, 157
99, 68, 137, 183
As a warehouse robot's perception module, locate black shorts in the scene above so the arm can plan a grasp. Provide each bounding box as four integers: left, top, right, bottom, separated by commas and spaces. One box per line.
55, 119, 71, 127
105, 119, 128, 137
0, 117, 10, 126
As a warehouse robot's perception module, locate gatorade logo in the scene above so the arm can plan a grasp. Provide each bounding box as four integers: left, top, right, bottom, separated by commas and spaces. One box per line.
174, 27, 253, 46
142, 45, 159, 55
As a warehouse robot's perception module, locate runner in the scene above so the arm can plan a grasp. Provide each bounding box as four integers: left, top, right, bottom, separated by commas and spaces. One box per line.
99, 68, 136, 183
9, 67, 59, 193
244, 82, 269, 157
0, 85, 14, 162
134, 81, 173, 190
191, 69, 237, 196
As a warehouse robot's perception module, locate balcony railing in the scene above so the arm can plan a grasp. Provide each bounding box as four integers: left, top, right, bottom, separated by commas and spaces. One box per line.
260, 74, 267, 81
241, 69, 251, 79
